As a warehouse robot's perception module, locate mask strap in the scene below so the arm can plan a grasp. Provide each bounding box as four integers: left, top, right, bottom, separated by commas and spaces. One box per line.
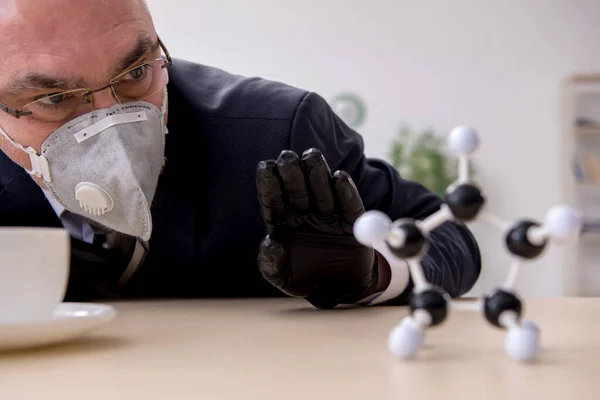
0, 126, 52, 182
160, 86, 169, 136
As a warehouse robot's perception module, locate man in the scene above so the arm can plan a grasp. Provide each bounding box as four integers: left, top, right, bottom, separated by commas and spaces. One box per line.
0, 0, 481, 308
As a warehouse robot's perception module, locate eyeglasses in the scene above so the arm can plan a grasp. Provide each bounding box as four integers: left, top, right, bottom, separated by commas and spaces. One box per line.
0, 37, 172, 123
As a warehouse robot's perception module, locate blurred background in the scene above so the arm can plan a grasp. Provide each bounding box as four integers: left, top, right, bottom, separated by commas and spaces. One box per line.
146, 0, 600, 298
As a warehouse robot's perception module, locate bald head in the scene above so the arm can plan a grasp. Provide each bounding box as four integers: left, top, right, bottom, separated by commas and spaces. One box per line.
0, 0, 151, 22
0, 0, 153, 40
0, 0, 156, 88
0, 0, 163, 177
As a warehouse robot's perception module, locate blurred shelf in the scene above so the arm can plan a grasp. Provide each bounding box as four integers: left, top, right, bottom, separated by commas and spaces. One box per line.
576, 126, 600, 136
564, 75, 600, 295
579, 220, 600, 244
568, 74, 600, 84
579, 233, 600, 245
567, 75, 600, 93
575, 182, 600, 188
581, 217, 600, 230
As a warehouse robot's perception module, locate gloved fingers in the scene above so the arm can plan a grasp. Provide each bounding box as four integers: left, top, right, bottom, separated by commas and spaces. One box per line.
332, 170, 365, 226
301, 148, 335, 217
306, 295, 339, 310
276, 150, 310, 213
258, 236, 289, 289
256, 160, 288, 225
258, 236, 299, 295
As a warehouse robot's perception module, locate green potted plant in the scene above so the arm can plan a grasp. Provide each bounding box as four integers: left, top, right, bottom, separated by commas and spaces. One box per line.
389, 125, 467, 197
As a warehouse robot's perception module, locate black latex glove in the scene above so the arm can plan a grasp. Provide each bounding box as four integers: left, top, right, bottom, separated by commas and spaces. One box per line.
256, 148, 379, 309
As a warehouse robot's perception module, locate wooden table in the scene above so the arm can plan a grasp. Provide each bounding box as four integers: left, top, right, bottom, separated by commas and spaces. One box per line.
0, 297, 597, 400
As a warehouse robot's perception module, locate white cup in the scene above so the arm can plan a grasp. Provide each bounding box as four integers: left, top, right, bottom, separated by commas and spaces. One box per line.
0, 227, 70, 322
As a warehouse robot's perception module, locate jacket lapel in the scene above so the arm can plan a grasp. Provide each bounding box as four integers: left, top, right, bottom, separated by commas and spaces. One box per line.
0, 151, 61, 227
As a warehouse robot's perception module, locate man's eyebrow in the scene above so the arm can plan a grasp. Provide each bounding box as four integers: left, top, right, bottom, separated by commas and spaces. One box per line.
112, 33, 157, 75
5, 34, 157, 96
8, 74, 84, 95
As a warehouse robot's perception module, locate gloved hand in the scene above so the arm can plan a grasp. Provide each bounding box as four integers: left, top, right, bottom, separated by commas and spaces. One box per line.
256, 148, 379, 309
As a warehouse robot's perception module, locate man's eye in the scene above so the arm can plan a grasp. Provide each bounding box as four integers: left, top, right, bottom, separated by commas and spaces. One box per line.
36, 93, 66, 105
125, 65, 147, 80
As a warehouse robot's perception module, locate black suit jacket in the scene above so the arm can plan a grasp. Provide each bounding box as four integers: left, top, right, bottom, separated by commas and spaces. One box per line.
0, 58, 481, 302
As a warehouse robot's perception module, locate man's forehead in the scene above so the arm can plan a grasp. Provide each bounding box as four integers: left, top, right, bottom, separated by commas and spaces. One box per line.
0, 0, 17, 19
0, 0, 154, 90
0, 0, 151, 50
0, 0, 148, 22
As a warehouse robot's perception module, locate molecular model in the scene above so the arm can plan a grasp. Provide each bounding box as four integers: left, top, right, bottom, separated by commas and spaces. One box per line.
353, 125, 582, 362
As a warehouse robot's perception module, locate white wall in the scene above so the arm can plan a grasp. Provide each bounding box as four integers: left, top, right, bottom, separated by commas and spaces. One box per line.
146, 0, 600, 297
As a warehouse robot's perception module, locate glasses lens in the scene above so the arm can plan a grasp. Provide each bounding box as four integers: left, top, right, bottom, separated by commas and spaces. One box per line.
20, 57, 168, 122
112, 58, 168, 104
22, 89, 91, 123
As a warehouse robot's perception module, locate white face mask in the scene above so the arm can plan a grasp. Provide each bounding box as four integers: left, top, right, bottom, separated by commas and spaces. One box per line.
0, 93, 169, 241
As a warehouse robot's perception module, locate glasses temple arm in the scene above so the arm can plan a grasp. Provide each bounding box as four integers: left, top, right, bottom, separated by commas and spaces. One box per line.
0, 100, 33, 119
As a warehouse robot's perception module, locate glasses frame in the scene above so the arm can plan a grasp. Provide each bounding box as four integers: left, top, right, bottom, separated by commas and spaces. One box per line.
0, 36, 172, 120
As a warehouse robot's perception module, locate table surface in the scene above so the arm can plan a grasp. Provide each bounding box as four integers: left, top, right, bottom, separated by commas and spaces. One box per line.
0, 297, 598, 400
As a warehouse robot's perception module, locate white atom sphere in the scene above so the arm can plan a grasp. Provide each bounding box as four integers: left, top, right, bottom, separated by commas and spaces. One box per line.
521, 319, 540, 338
388, 318, 425, 359
353, 210, 391, 246
544, 205, 582, 243
447, 125, 480, 156
505, 325, 540, 362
